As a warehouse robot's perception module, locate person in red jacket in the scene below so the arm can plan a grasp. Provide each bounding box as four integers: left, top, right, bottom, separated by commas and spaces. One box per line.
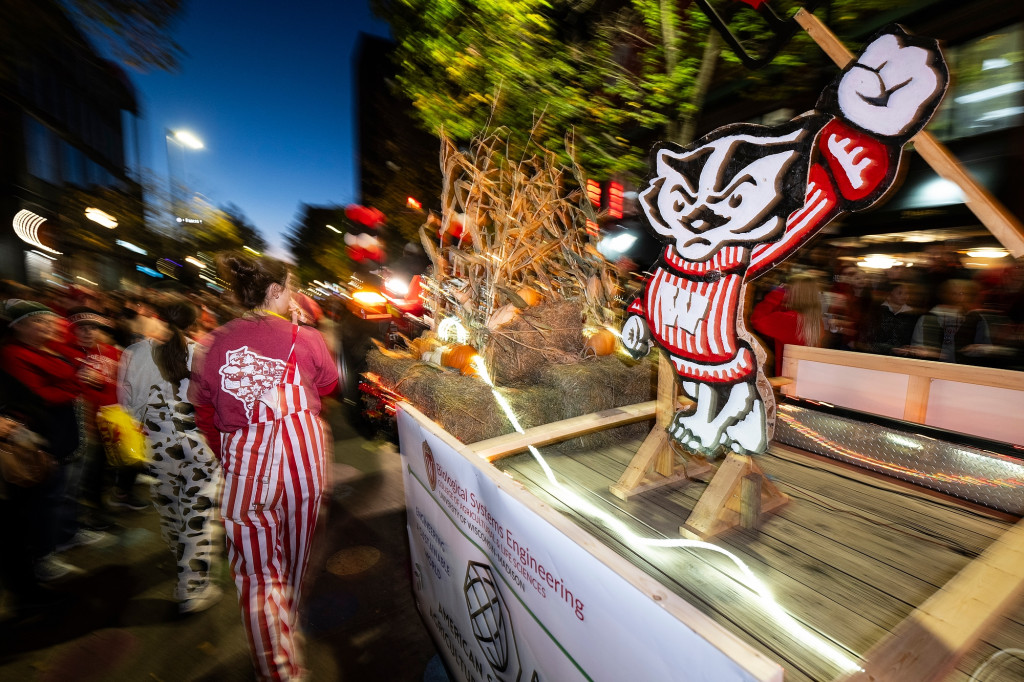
190, 252, 338, 681
751, 274, 827, 376
1, 300, 106, 581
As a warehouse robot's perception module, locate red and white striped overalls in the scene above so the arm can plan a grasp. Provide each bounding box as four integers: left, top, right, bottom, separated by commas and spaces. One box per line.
220, 325, 326, 681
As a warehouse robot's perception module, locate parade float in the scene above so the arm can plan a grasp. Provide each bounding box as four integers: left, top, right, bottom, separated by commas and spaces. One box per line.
384, 8, 1024, 682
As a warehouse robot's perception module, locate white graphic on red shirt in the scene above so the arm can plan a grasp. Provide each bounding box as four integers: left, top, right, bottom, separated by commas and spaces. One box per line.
83, 353, 119, 383
219, 346, 286, 419
659, 283, 711, 335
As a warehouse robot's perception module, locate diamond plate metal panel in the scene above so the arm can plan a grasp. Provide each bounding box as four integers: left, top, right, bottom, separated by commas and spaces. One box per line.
774, 403, 1024, 515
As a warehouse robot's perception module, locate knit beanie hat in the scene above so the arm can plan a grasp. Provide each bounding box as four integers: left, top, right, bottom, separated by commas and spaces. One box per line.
4, 299, 55, 326
67, 306, 112, 330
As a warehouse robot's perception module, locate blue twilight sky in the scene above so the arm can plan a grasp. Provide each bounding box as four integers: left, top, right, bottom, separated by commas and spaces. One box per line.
131, 1, 392, 259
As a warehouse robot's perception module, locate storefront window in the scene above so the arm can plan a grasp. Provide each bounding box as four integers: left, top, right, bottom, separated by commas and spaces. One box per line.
929, 24, 1023, 140
61, 141, 86, 187
23, 115, 60, 184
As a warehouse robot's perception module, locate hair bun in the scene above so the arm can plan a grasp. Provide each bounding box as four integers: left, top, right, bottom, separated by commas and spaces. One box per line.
216, 250, 289, 310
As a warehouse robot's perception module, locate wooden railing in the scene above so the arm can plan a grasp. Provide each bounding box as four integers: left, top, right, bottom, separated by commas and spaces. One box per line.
780, 346, 1024, 445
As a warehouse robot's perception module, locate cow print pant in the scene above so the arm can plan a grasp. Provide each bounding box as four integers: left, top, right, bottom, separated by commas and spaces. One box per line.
145, 402, 222, 603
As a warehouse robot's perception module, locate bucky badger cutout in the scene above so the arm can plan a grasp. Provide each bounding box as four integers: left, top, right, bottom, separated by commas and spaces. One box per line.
622, 27, 948, 455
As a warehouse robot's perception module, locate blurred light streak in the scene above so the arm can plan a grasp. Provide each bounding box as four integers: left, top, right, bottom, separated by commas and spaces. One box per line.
470, 355, 862, 674
116, 239, 147, 255
170, 129, 204, 149
13, 209, 61, 254
955, 81, 1024, 104
85, 207, 117, 228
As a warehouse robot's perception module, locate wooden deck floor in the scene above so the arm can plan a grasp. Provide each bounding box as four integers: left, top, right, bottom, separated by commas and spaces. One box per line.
492, 439, 1022, 682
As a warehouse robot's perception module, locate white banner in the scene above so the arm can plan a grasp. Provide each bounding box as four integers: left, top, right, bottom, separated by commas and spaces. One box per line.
398, 404, 782, 682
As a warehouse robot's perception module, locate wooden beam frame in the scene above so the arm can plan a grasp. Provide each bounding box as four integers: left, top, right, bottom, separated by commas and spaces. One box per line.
781, 345, 1024, 434
782, 346, 1024, 393
467, 400, 658, 462
839, 517, 1024, 682
794, 8, 1024, 257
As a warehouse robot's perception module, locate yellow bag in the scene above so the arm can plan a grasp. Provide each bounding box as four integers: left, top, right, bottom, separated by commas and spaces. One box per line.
96, 405, 147, 468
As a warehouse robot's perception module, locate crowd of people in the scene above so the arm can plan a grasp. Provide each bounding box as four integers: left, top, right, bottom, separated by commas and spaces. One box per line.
2, 241, 1023, 679
749, 246, 1024, 375
0, 251, 338, 682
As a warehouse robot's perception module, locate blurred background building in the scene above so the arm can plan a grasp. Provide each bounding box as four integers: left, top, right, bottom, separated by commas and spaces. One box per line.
0, 0, 145, 288
353, 32, 442, 258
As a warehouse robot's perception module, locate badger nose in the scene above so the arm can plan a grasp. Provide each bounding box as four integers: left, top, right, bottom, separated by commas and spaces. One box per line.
687, 206, 728, 233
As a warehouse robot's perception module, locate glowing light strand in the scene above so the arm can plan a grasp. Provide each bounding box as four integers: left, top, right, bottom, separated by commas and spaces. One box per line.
469, 355, 864, 674
13, 209, 61, 254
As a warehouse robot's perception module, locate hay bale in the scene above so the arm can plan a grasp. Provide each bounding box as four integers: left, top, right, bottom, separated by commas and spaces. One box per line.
365, 348, 566, 445
484, 300, 585, 386
365, 348, 503, 443
365, 348, 655, 451
540, 355, 655, 453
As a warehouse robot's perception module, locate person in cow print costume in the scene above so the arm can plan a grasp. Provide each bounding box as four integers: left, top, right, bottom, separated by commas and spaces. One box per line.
621, 27, 949, 456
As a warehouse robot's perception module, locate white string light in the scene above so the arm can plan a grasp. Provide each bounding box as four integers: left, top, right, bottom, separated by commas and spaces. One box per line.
468, 354, 864, 674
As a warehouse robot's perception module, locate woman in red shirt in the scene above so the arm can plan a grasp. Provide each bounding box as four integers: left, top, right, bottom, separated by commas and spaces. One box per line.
191, 253, 338, 681
751, 274, 827, 377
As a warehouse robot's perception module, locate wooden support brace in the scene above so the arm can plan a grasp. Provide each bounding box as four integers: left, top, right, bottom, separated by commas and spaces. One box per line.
468, 400, 657, 462
610, 355, 709, 500
610, 429, 712, 500
794, 8, 1024, 257
903, 375, 931, 424
681, 453, 789, 540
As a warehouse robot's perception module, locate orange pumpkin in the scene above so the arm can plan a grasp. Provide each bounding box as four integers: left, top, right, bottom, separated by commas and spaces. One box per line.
409, 335, 440, 358
515, 286, 542, 307
442, 344, 477, 372
584, 329, 617, 357
461, 358, 482, 377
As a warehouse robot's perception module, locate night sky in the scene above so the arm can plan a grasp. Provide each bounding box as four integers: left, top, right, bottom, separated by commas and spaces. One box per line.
132, 0, 392, 259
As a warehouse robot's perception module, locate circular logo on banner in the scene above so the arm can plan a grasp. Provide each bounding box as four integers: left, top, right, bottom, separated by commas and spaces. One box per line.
423, 441, 437, 490
465, 561, 521, 679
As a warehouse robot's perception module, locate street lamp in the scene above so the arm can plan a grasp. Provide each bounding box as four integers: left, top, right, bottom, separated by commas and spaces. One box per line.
165, 128, 204, 224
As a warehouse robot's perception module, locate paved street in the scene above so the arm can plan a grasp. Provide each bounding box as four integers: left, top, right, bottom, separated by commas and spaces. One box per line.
0, 400, 447, 681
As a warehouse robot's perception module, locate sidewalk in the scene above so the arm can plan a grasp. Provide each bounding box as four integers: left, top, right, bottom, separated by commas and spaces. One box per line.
0, 402, 447, 681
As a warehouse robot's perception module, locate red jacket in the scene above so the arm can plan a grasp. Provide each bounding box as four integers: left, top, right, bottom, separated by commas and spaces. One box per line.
2, 340, 86, 405
751, 288, 807, 376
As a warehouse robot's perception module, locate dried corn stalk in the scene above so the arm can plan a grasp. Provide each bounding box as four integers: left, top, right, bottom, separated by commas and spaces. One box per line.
420, 125, 622, 346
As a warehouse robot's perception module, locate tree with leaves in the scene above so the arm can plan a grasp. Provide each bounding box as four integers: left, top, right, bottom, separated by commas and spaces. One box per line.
375, 0, 894, 182
221, 203, 268, 253
373, 0, 723, 179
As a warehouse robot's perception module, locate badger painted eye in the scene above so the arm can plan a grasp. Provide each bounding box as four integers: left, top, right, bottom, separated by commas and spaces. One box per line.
670, 188, 689, 213
729, 193, 742, 209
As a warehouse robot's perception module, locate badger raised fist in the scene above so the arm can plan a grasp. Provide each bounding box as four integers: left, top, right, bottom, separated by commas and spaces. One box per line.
837, 30, 948, 138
